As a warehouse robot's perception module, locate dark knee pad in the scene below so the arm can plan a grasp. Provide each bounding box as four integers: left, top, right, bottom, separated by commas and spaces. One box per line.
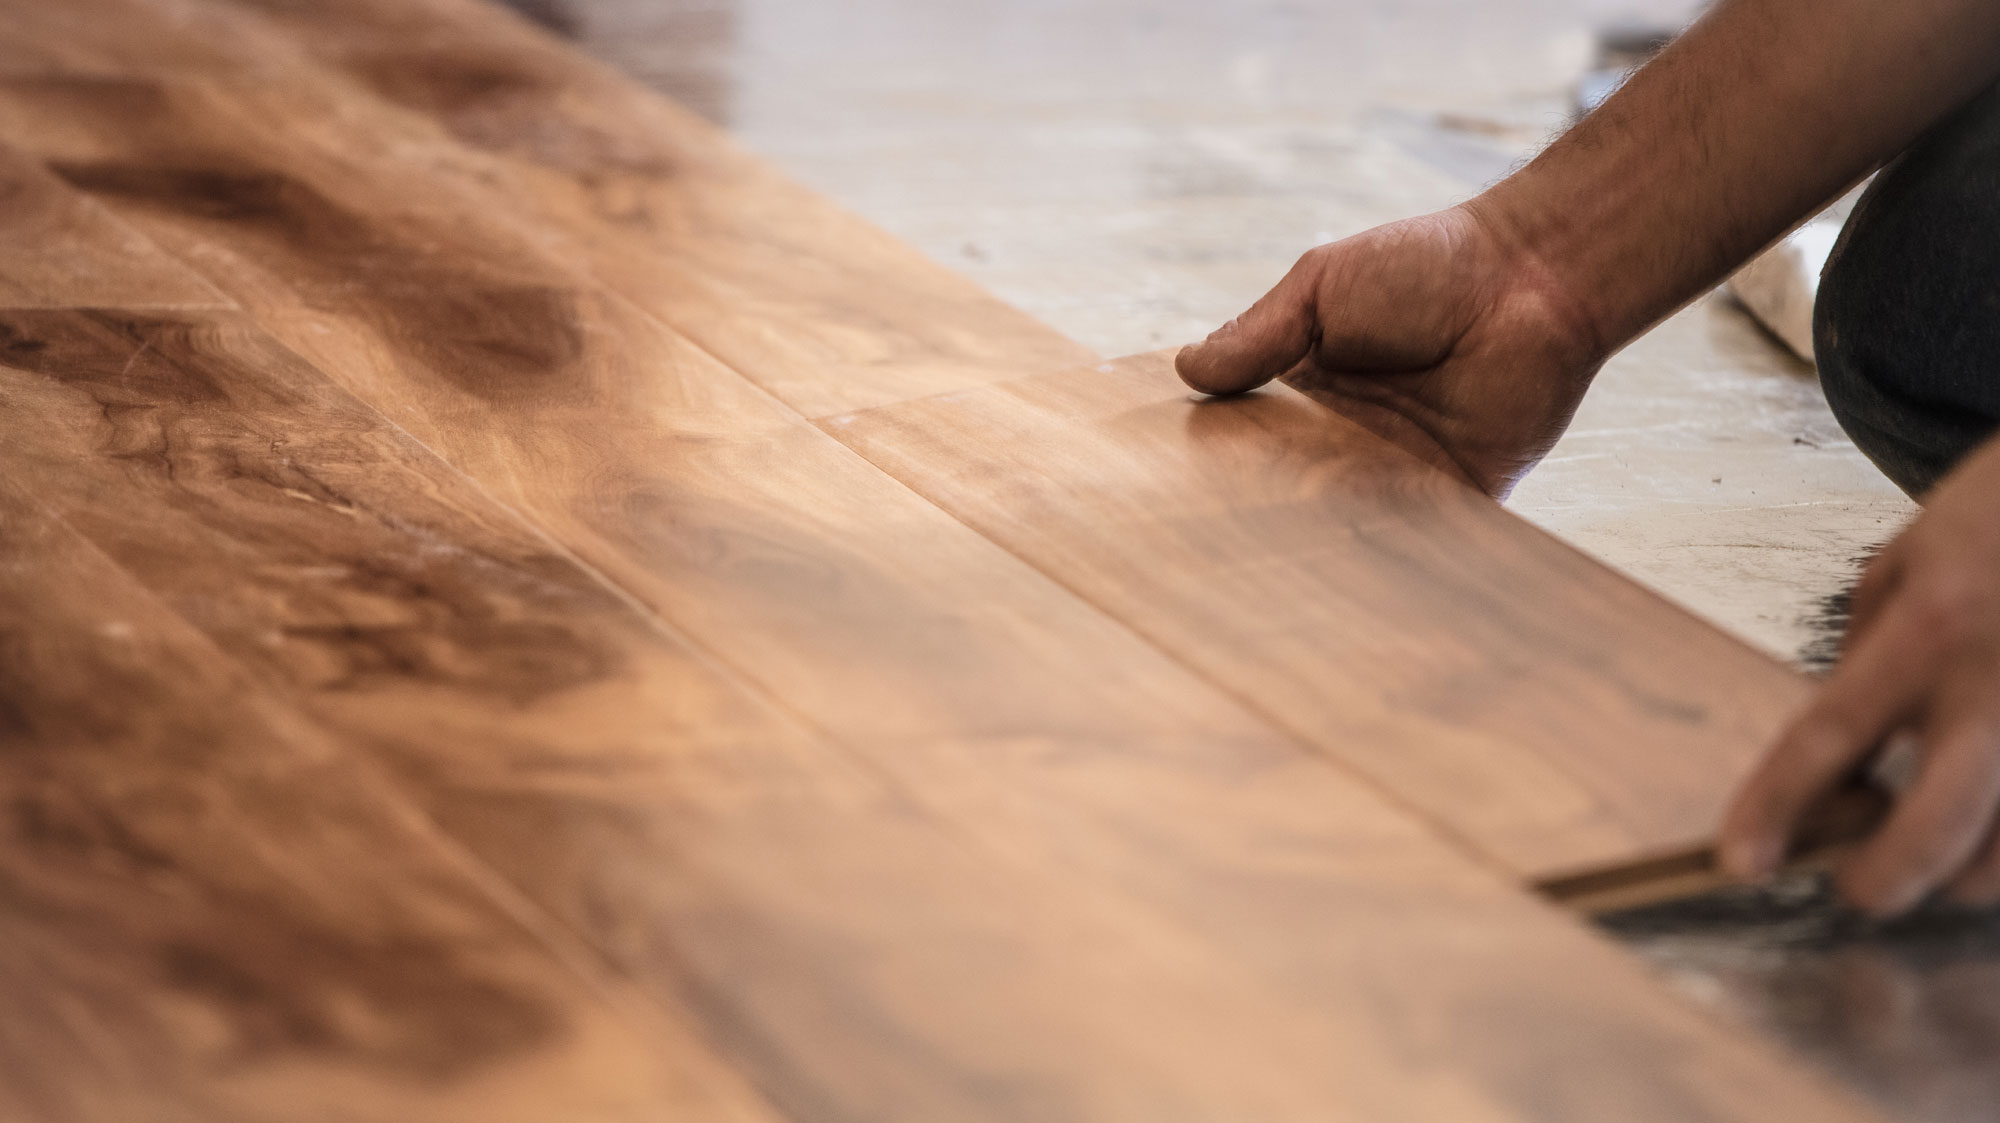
1815, 80, 2000, 498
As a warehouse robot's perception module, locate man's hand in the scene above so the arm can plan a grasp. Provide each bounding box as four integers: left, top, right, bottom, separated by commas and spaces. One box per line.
1174, 205, 1604, 497
1723, 435, 2000, 916
1176, 0, 2000, 499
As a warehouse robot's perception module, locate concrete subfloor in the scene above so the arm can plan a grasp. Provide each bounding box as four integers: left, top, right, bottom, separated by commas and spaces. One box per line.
502, 1, 1974, 1117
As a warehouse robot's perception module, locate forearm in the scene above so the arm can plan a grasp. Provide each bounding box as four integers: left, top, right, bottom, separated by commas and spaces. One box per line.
1471, 0, 2000, 354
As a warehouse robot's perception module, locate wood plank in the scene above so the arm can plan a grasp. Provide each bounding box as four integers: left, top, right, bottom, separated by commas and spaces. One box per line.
0, 50, 1895, 1123
0, 294, 1890, 1123
0, 296, 1477, 1122
0, 7, 1812, 873
0, 483, 773, 1123
833, 351, 1819, 879
149, 0, 1833, 880
0, 0, 1095, 418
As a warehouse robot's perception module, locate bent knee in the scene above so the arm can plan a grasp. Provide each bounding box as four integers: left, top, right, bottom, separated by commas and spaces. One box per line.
1813, 83, 2000, 495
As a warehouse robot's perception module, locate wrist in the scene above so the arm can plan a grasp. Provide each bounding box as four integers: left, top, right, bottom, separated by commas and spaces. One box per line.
1454, 192, 1618, 370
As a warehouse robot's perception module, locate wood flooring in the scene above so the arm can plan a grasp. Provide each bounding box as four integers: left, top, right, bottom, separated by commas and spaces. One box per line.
0, 1, 1881, 1119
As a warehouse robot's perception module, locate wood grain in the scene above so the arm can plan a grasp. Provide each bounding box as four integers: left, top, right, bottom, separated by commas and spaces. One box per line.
834, 351, 1820, 879
0, 142, 228, 309
0, 0, 1094, 418
0, 482, 773, 1123
0, 305, 1886, 1122
0, 298, 1512, 1123
0, 3, 1890, 1120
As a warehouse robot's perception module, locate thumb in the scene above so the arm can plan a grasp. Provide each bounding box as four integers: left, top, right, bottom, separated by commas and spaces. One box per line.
1175, 255, 1322, 396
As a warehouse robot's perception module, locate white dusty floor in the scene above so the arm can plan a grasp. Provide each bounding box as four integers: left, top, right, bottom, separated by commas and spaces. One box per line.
536, 0, 1915, 668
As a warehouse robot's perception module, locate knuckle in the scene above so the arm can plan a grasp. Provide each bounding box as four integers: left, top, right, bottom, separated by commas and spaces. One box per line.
1294, 244, 1341, 289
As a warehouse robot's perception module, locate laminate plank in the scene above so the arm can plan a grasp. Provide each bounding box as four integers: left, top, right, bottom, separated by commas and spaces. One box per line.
13, 0, 1771, 883
0, 0, 1094, 419
0, 304, 1887, 1122
0, 10, 1805, 883
148, 0, 1822, 876
0, 137, 1480, 1122
0, 485, 774, 1123
0, 299, 1448, 1121
833, 351, 1818, 878
0, 29, 1891, 1123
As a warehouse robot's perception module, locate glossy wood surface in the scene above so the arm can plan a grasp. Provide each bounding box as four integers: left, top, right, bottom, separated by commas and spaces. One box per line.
0, 170, 1885, 1123
0, 0, 1094, 419
0, 482, 773, 1123
837, 351, 1819, 879
0, 1, 1887, 1119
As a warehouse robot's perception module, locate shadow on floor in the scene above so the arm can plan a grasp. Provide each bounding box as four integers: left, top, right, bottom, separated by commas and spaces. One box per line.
1606, 873, 2000, 1123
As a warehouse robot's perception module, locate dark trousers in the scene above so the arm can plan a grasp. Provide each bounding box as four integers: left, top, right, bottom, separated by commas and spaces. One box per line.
1817, 80, 2000, 499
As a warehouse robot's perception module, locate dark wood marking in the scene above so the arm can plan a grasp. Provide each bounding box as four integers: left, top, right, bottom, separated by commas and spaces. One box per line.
151, 937, 553, 1081
0, 309, 623, 705
41, 152, 584, 397
347, 47, 678, 175
51, 165, 327, 226
347, 51, 554, 115
0, 71, 593, 391
44, 162, 589, 398
0, 487, 762, 1121
0, 758, 556, 1099
13, 0, 1097, 417
490, 0, 584, 39
398, 285, 586, 387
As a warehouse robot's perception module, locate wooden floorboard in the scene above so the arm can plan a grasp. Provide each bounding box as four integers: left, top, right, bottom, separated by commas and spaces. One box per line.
0, 173, 1884, 1121
37, 0, 1813, 875
0, 483, 776, 1123
834, 351, 1817, 879
0, 0, 1095, 419
0, 2, 1889, 1120
0, 273, 1518, 1119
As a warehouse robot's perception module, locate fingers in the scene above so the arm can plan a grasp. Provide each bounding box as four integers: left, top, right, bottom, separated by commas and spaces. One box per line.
1841, 691, 2000, 915
1719, 603, 1941, 883
1945, 793, 2000, 905
1176, 252, 1324, 397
